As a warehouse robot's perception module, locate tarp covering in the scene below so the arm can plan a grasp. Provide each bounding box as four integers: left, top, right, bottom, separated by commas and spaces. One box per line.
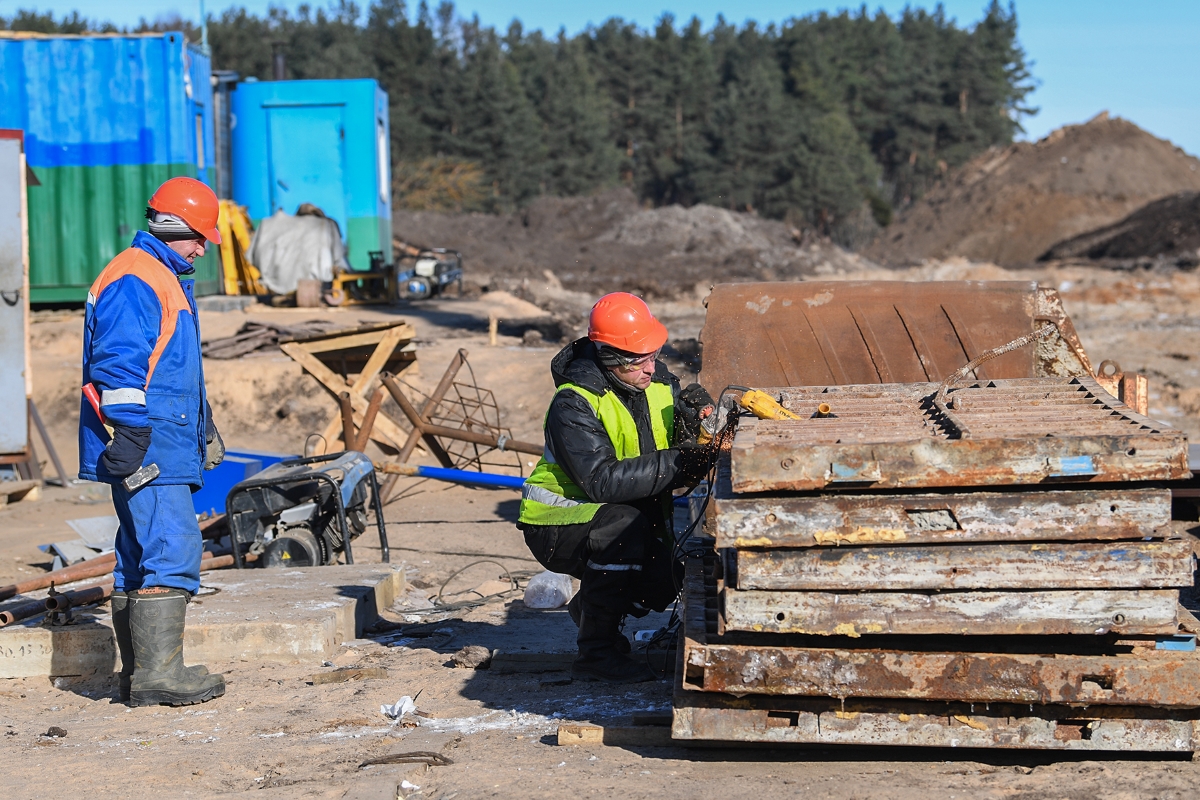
248, 210, 349, 294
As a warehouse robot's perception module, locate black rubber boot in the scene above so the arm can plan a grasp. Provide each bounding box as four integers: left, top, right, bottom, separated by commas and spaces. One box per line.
571, 603, 657, 684
128, 588, 225, 707
114, 590, 211, 701
111, 591, 133, 701
567, 592, 631, 654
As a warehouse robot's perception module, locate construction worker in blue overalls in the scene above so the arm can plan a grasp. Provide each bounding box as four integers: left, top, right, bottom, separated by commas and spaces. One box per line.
79, 177, 226, 707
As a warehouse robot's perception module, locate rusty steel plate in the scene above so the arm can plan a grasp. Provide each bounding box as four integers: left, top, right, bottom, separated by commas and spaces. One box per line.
688, 642, 1200, 706
710, 471, 1171, 549
721, 588, 1182, 637
677, 561, 1200, 708
729, 539, 1195, 592
728, 377, 1188, 492
698, 281, 1094, 394
672, 693, 1198, 751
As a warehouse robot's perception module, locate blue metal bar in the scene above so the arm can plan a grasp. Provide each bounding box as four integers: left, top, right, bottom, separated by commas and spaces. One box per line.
410, 465, 526, 489
406, 464, 694, 506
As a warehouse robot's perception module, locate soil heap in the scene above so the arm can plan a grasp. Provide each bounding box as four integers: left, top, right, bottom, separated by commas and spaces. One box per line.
1039, 190, 1200, 267
867, 113, 1200, 266
393, 188, 872, 300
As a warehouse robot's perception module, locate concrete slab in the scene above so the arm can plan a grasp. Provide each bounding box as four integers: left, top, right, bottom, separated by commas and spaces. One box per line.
0, 563, 405, 678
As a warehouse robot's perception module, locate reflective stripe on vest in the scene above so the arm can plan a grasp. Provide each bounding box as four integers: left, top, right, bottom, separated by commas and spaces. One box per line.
518, 381, 674, 527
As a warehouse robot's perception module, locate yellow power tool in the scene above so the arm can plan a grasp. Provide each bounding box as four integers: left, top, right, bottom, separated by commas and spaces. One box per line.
698, 388, 800, 444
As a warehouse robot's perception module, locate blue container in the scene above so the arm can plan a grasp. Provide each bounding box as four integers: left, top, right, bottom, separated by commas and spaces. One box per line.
231, 79, 392, 271
191, 449, 295, 516
0, 32, 218, 302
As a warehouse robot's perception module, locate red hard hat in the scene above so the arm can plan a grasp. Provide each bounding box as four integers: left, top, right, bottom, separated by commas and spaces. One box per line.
588, 292, 668, 354
148, 177, 222, 244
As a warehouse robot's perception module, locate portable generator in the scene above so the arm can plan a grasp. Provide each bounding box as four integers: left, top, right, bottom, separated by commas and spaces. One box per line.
224, 451, 389, 568
397, 248, 463, 300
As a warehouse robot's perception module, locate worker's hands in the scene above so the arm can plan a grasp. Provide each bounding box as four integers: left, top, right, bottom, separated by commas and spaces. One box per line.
100, 425, 152, 479
674, 439, 717, 487
676, 383, 715, 441
205, 416, 225, 471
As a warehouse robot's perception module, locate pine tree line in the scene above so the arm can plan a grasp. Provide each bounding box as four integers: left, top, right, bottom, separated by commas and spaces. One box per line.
3, 1, 1035, 231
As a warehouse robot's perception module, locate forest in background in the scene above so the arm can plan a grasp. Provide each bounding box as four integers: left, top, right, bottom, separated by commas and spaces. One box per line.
3, 2, 1035, 237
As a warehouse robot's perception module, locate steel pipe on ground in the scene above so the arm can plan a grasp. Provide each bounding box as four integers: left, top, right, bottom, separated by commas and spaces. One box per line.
0, 551, 254, 627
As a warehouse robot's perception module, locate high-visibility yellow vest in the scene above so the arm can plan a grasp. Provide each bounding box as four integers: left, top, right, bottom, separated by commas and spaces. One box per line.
518, 381, 675, 528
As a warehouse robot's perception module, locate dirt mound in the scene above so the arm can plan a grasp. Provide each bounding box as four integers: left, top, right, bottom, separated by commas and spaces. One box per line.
867, 113, 1200, 266
393, 187, 874, 300
1040, 191, 1200, 266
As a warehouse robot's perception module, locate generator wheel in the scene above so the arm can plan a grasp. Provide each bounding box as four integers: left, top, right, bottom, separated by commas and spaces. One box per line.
324, 286, 346, 306
262, 525, 323, 567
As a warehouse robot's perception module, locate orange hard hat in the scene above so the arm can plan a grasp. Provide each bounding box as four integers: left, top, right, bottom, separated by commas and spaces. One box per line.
148, 177, 222, 244
588, 292, 668, 354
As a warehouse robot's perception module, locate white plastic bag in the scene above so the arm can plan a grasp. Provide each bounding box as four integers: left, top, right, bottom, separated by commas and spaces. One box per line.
523, 570, 573, 609
381, 695, 416, 721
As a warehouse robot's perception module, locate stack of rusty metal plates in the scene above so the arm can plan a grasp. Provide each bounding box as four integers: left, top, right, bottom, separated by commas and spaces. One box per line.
673, 376, 1200, 752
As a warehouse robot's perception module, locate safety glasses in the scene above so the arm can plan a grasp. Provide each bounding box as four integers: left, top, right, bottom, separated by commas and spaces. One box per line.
613, 348, 660, 369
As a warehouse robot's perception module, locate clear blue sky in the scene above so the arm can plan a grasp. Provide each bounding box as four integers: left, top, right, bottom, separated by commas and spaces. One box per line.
7, 0, 1200, 155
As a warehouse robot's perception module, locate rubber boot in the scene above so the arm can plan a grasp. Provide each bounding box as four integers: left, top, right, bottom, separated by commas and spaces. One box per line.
567, 592, 631, 654
571, 603, 657, 684
110, 591, 133, 701
128, 588, 225, 707
113, 590, 211, 701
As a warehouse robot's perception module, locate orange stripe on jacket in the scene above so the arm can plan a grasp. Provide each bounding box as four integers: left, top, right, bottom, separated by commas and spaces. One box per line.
89, 248, 191, 388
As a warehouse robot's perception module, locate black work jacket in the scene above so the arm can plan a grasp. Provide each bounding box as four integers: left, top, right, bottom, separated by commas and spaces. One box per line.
543, 339, 687, 520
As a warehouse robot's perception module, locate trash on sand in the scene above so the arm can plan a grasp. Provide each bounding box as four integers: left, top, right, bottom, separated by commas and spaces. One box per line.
634, 630, 657, 643
523, 570, 573, 609
451, 645, 493, 669
360, 751, 454, 769
381, 696, 417, 721
310, 667, 389, 685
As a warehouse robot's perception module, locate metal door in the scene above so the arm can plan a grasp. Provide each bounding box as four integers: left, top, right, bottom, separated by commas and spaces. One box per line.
0, 135, 27, 453
265, 104, 348, 238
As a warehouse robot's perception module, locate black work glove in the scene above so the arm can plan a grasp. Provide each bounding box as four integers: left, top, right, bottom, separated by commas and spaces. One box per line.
676, 383, 715, 441
205, 410, 225, 471
100, 425, 151, 479
673, 439, 717, 487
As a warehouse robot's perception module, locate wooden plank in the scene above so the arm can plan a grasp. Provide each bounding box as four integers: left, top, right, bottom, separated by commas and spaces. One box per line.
690, 643, 1200, 706
713, 486, 1170, 548
282, 321, 415, 347
731, 539, 1195, 591
281, 342, 410, 449
350, 326, 410, 395
557, 725, 674, 747
722, 588, 1180, 636
309, 667, 389, 685
672, 695, 1197, 751
490, 650, 576, 674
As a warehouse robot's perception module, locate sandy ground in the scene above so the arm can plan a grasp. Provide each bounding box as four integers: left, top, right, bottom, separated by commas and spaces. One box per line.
5, 264, 1200, 797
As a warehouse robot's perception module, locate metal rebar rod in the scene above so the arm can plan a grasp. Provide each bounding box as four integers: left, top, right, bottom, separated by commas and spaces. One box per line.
354, 385, 386, 452
397, 349, 467, 464
338, 391, 357, 451
380, 373, 456, 468
29, 399, 69, 487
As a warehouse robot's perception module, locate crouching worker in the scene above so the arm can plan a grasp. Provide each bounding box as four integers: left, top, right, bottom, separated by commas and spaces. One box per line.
518, 292, 716, 683
79, 177, 227, 706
